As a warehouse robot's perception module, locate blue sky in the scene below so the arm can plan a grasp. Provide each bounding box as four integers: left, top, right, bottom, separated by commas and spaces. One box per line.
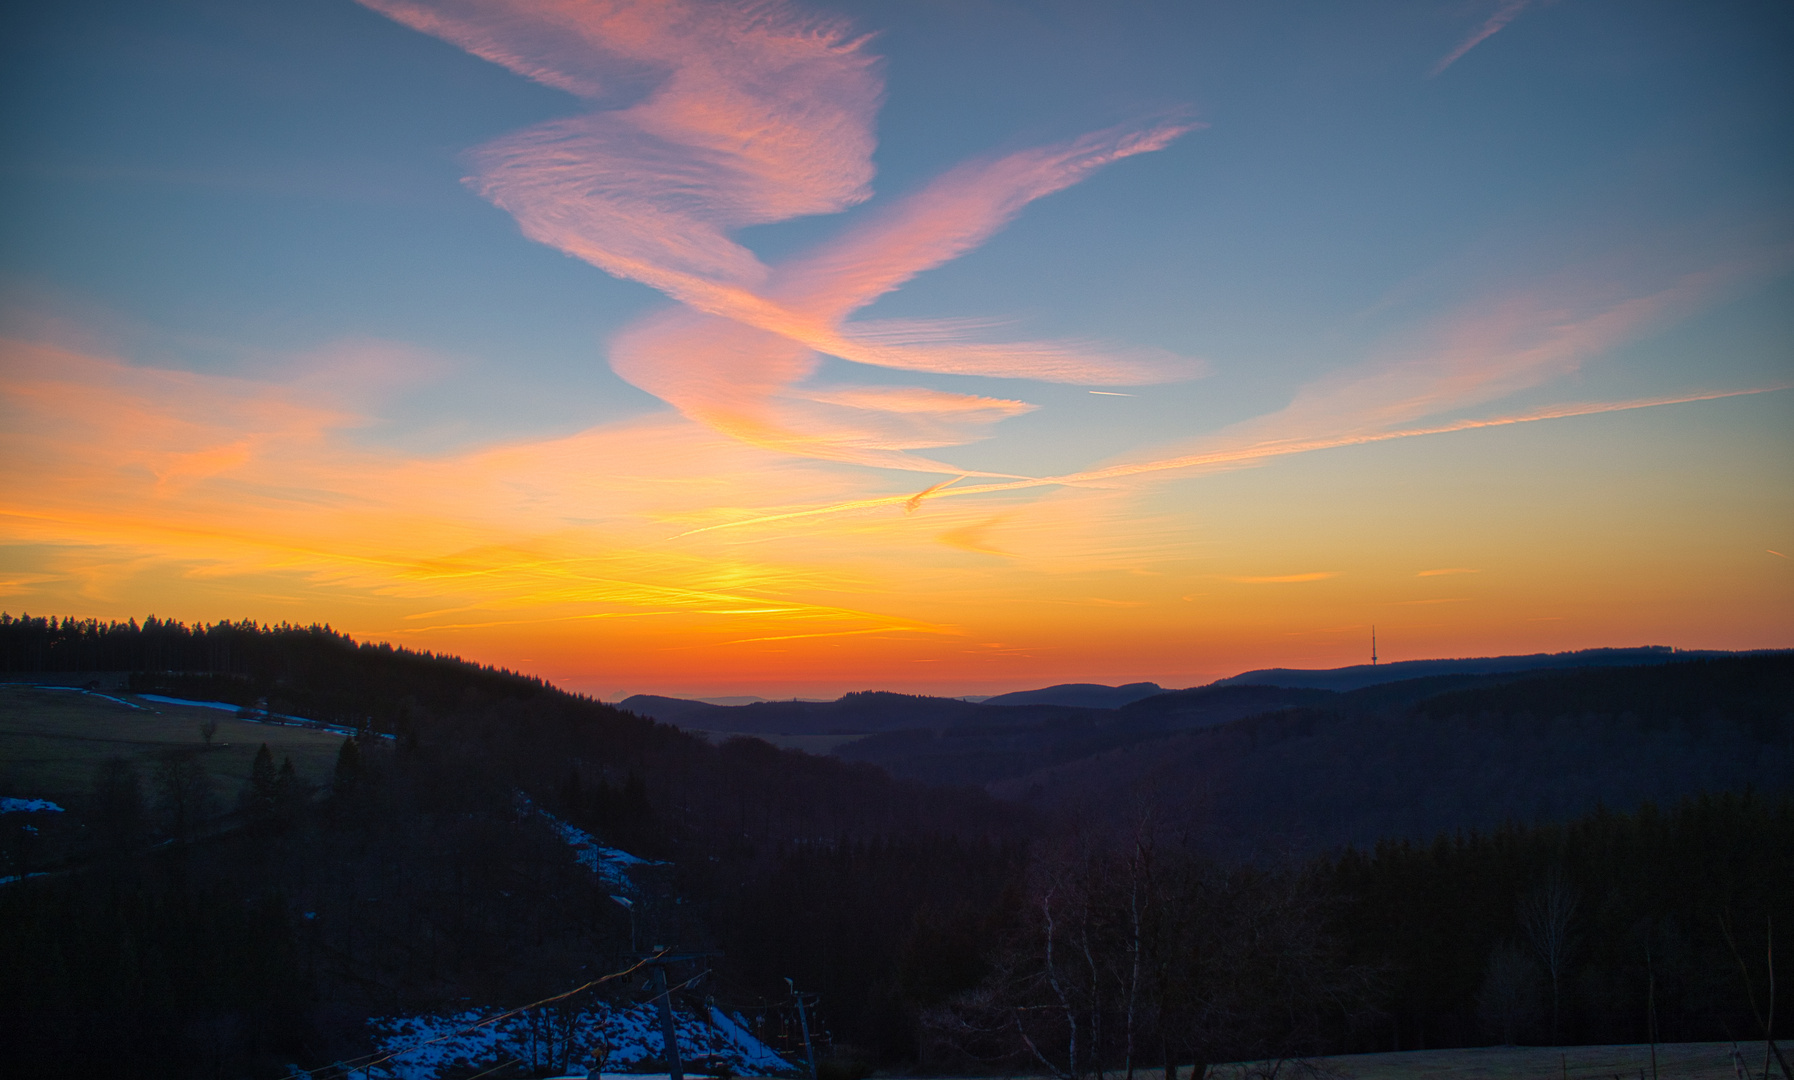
3, 0, 1789, 696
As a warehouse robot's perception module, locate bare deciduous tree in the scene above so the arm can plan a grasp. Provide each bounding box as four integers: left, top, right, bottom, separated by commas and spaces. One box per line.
922, 832, 1379, 1080
1720, 914, 1793, 1080
1519, 869, 1578, 1044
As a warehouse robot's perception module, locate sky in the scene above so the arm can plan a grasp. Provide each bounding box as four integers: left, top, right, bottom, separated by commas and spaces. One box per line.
2, 0, 1790, 700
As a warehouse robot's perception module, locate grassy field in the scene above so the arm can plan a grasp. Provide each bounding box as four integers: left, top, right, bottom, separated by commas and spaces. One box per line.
0, 683, 348, 807
1205, 1041, 1777, 1079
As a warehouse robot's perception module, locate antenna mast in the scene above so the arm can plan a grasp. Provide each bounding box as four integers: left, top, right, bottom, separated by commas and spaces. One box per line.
1371, 626, 1378, 666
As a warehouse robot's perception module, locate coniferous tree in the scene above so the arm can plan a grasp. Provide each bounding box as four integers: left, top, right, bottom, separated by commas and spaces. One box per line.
332, 735, 362, 796
241, 743, 278, 821
153, 749, 213, 842
90, 757, 146, 858
273, 755, 304, 823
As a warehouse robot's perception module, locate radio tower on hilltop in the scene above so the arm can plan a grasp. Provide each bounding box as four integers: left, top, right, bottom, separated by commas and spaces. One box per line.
1371, 626, 1378, 666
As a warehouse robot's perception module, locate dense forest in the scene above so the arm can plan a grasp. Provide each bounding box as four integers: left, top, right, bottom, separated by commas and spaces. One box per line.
1332, 792, 1792, 1052
625, 655, 1794, 857
0, 614, 1788, 1078
0, 614, 1022, 1076
986, 656, 1794, 855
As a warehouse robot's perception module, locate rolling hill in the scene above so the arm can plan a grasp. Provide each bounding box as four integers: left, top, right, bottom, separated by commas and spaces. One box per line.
621, 650, 1793, 855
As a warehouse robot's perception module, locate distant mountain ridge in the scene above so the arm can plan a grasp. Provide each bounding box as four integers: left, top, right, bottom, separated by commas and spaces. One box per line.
1214, 645, 1764, 692
617, 694, 726, 725
622, 648, 1783, 733
619, 689, 1088, 735
981, 682, 1163, 709
991, 653, 1794, 855
621, 649, 1793, 855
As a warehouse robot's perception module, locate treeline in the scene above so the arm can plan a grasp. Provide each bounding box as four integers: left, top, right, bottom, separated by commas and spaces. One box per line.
921, 834, 1377, 1077
716, 834, 1029, 1060
1, 733, 622, 1077
0, 612, 552, 727
1, 862, 310, 1076
916, 793, 1791, 1076
1330, 790, 1794, 1052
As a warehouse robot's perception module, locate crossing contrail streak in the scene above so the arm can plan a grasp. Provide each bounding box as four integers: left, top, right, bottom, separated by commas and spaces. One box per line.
670, 386, 1785, 537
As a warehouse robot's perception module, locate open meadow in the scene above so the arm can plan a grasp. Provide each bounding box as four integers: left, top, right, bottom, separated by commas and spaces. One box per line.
0, 682, 347, 806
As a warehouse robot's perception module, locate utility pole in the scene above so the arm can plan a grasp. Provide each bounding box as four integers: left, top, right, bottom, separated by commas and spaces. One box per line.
1646, 944, 1658, 1080
786, 978, 818, 1080
652, 956, 684, 1080
610, 894, 636, 953
634, 949, 719, 1080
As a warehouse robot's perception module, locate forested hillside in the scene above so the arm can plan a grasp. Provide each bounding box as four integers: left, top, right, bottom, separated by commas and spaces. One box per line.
989, 656, 1794, 855
621, 655, 1793, 855
1328, 791, 1794, 1052
917, 794, 1792, 1075
0, 614, 1025, 1076
1, 615, 1788, 1079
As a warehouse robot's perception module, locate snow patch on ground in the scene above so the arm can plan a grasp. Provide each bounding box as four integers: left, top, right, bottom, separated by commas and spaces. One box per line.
360, 797, 767, 1078
135, 695, 396, 739
1, 798, 64, 814
367, 1000, 792, 1079
138, 693, 241, 712
515, 795, 666, 891
86, 691, 145, 710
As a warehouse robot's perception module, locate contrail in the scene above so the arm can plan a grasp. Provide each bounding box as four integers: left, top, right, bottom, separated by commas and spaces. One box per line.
1432, 0, 1532, 76
671, 385, 1785, 537
906, 475, 965, 512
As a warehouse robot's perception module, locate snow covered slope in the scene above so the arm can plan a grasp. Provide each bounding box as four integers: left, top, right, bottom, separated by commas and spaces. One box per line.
368, 1000, 793, 1079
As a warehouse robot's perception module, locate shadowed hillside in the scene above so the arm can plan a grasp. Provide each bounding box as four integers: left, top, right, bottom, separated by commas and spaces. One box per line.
990, 655, 1794, 855
3, 615, 1789, 1078
0, 614, 1027, 1076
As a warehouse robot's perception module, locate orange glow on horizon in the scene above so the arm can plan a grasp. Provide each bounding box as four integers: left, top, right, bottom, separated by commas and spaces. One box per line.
3, 336, 1788, 699
3, 0, 1789, 700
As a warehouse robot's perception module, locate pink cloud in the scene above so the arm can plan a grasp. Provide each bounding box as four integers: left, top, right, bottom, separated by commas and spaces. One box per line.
772, 122, 1194, 326
1206, 253, 1779, 454
601, 119, 1201, 468
360, 0, 1198, 472
1432, 0, 1534, 77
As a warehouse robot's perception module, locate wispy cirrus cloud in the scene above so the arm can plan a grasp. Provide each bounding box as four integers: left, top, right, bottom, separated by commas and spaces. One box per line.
1228, 572, 1340, 584
1432, 0, 1535, 76
0, 336, 954, 651
659, 223, 1792, 539
362, 0, 882, 291
1193, 258, 1749, 458
673, 386, 1786, 538
357, 0, 1794, 533
359, 0, 1199, 472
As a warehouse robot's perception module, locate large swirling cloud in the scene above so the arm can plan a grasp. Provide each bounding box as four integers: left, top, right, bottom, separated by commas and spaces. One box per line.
360, 0, 1200, 472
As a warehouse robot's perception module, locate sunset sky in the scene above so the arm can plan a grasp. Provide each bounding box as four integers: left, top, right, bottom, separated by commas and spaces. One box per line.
3, 0, 1790, 700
